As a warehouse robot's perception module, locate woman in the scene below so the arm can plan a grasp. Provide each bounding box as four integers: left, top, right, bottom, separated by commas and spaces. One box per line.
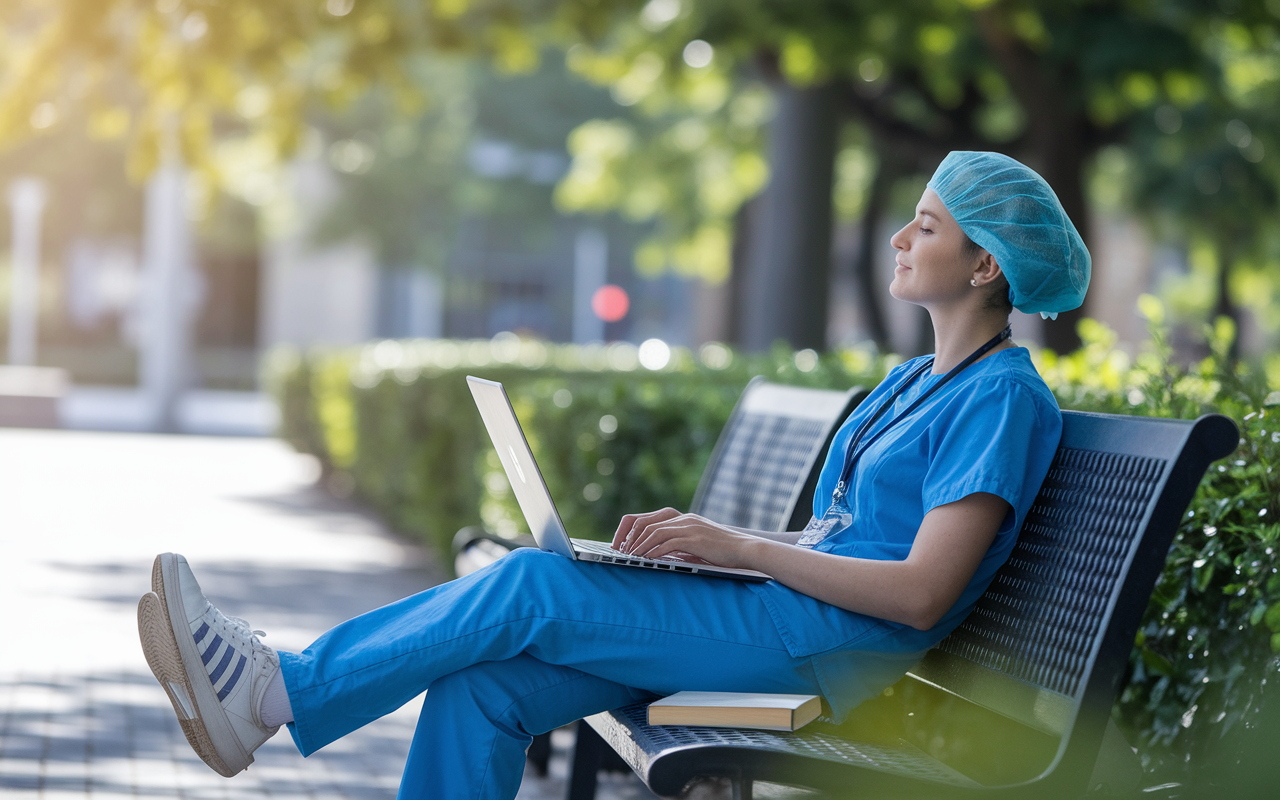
137, 151, 1089, 799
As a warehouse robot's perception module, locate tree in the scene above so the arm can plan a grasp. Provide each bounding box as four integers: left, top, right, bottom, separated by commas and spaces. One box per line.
7, 0, 1280, 354
1123, 6, 1280, 358
542, 0, 1225, 352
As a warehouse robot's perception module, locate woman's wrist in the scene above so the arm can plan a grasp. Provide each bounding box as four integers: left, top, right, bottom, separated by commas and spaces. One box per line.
737, 535, 783, 572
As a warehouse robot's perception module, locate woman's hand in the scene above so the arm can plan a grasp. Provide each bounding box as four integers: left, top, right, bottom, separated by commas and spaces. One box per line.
611, 508, 763, 569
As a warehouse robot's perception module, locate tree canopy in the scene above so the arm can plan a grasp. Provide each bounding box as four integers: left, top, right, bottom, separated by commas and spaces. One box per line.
6, 0, 1280, 352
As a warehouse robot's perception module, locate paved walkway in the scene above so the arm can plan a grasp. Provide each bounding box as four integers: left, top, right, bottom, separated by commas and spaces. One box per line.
0, 429, 658, 799
60, 388, 278, 436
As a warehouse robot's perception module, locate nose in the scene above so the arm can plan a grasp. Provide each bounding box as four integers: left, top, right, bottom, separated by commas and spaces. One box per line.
890, 221, 910, 251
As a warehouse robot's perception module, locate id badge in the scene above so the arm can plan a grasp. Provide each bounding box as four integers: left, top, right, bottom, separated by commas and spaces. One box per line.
797, 501, 853, 549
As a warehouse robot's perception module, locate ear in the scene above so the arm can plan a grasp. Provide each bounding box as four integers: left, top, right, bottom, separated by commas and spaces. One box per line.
971, 251, 1002, 287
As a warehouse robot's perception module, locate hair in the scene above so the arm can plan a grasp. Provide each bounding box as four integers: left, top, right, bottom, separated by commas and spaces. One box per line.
961, 232, 1014, 314
983, 273, 1014, 314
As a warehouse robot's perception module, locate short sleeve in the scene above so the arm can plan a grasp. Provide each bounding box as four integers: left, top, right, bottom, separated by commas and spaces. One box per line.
921, 379, 1058, 529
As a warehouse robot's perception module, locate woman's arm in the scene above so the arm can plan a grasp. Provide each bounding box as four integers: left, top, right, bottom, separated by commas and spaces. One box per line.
727, 526, 805, 545
612, 493, 1008, 631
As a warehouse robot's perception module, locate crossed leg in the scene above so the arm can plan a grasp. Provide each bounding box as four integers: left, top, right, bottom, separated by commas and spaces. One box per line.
276, 548, 821, 798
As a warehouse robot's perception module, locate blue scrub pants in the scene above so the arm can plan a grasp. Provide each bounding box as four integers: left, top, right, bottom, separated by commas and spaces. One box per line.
277, 548, 821, 800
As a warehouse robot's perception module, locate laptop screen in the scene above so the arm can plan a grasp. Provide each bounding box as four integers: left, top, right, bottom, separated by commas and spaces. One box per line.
466, 376, 577, 559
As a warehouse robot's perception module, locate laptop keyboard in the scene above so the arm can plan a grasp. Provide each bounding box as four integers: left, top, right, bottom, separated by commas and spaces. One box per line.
573, 538, 634, 556
571, 538, 700, 572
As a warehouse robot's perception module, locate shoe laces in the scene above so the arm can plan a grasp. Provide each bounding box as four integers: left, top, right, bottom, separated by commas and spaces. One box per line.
207, 604, 267, 644
231, 616, 266, 637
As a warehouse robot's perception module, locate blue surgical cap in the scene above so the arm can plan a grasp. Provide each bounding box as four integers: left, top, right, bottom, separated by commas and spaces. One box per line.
927, 151, 1090, 318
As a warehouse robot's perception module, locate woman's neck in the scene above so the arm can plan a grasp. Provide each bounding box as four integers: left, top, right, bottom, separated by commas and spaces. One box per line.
927, 307, 1013, 374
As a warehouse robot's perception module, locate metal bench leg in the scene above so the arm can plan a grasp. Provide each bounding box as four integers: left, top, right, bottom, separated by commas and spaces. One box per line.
527, 731, 552, 777
566, 720, 605, 800
731, 776, 752, 800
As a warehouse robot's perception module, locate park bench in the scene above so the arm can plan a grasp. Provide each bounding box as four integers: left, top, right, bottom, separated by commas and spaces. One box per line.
565, 410, 1239, 800
452, 377, 867, 776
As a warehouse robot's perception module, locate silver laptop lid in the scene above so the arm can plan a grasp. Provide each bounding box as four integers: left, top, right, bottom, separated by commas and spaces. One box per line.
466, 376, 577, 560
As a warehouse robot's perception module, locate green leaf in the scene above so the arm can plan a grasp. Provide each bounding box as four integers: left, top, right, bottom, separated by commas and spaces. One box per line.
1264, 602, 1280, 632
1142, 649, 1174, 676
1195, 562, 1215, 592
1251, 603, 1267, 626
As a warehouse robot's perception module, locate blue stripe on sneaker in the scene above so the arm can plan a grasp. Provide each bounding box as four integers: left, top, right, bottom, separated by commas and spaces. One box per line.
201, 634, 223, 666
208, 645, 235, 684
217, 655, 247, 702
192, 622, 210, 645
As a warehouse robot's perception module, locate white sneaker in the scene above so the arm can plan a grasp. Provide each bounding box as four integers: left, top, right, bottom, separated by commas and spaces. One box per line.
137, 553, 280, 777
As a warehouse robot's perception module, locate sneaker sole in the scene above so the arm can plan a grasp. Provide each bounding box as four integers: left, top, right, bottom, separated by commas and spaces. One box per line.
139, 554, 252, 776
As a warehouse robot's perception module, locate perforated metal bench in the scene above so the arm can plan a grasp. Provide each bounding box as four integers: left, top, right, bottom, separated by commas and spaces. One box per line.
682, 377, 867, 535
450, 377, 866, 778
567, 411, 1239, 800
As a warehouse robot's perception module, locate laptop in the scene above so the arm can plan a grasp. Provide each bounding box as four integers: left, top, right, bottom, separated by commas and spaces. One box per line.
466, 376, 772, 582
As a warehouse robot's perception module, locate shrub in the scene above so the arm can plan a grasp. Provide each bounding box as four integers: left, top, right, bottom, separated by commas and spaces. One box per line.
266, 335, 888, 560
1036, 304, 1280, 782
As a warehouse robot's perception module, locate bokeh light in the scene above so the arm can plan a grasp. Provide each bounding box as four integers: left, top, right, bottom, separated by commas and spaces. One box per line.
591, 284, 630, 322
638, 338, 671, 370
683, 40, 713, 68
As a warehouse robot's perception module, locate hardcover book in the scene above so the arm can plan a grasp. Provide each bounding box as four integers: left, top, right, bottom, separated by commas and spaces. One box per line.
647, 691, 822, 732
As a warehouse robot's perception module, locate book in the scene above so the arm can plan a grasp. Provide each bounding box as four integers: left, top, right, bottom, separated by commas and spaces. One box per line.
647, 691, 823, 732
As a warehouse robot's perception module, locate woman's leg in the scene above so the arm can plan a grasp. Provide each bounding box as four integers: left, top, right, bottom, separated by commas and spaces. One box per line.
280, 548, 817, 756
396, 655, 647, 800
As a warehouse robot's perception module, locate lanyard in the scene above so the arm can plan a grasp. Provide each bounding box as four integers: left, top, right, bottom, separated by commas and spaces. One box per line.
830, 325, 1012, 504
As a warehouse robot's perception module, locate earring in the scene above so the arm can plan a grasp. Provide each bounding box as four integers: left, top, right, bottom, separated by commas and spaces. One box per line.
970, 279, 978, 287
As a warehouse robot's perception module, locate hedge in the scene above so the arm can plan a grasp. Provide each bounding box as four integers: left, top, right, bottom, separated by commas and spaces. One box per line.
265, 308, 1280, 786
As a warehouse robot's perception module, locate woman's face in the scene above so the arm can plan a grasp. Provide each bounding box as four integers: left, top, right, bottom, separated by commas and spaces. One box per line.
888, 188, 982, 309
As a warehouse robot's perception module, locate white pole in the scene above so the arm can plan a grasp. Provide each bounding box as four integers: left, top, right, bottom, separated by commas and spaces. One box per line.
139, 142, 195, 432
572, 227, 607, 344
8, 178, 47, 366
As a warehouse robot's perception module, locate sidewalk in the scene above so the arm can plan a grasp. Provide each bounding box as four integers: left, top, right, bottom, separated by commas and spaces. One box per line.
0, 428, 657, 799
59, 388, 278, 437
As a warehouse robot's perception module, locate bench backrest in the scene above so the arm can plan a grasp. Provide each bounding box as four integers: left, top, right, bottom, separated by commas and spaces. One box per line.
690, 377, 864, 533
906, 410, 1238, 791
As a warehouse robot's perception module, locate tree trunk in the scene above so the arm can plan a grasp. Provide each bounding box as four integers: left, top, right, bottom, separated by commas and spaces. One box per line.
850, 156, 893, 351
724, 196, 757, 346
1213, 234, 1241, 361
1033, 126, 1090, 355
739, 82, 841, 352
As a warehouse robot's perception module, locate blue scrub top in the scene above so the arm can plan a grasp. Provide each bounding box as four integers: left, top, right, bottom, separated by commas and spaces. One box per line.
746, 346, 1062, 719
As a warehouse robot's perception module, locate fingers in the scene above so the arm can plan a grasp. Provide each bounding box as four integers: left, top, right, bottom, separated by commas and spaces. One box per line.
626, 518, 701, 558
623, 514, 693, 556
642, 539, 712, 565
612, 507, 680, 549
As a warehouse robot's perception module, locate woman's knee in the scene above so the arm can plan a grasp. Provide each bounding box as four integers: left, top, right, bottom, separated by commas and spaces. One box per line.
499, 546, 565, 569
486, 546, 581, 589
